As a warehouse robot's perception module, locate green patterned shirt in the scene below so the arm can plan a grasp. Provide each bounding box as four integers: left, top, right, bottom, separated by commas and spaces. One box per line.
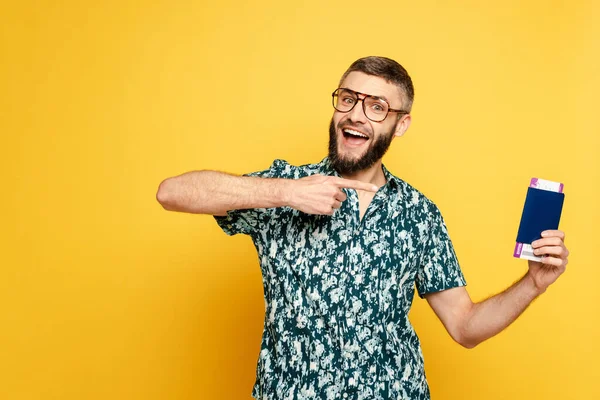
215, 157, 466, 400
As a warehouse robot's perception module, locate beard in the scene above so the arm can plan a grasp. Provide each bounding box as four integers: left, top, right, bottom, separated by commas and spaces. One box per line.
328, 118, 396, 175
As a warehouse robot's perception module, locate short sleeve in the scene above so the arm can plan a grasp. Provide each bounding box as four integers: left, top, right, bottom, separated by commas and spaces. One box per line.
213, 159, 286, 237
415, 205, 467, 298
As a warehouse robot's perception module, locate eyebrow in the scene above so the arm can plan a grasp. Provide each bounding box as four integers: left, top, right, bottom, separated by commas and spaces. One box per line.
345, 87, 390, 104
366, 92, 393, 107
372, 94, 390, 103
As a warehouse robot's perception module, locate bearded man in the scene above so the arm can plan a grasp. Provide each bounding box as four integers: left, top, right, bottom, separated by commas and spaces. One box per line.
156, 56, 569, 400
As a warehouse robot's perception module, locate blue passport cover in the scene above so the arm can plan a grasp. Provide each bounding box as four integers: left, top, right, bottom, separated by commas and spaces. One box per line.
516, 187, 565, 244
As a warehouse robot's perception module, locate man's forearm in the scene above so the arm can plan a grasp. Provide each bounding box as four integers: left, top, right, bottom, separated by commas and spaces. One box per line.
156, 170, 289, 215
461, 272, 543, 348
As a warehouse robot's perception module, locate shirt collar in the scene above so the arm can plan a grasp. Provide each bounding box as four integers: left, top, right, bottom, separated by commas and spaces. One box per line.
319, 157, 401, 191
381, 163, 401, 190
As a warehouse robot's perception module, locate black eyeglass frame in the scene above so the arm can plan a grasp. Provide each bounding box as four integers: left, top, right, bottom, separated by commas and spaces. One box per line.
331, 87, 409, 122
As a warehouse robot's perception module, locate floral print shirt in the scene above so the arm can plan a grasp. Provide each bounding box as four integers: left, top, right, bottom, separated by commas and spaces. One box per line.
214, 158, 466, 400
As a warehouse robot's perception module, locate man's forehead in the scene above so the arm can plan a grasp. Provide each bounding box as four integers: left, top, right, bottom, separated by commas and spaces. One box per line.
340, 71, 403, 103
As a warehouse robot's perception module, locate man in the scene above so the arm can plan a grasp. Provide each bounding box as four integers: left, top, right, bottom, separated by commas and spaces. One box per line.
156, 56, 569, 400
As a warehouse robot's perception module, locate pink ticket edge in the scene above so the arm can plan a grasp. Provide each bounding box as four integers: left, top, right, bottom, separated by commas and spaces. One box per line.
529, 178, 539, 188
513, 242, 523, 258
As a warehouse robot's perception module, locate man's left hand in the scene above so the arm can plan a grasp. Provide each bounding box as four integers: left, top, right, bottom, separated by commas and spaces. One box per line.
528, 230, 569, 293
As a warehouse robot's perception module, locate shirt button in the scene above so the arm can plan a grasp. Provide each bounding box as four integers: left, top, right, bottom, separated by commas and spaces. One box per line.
343, 394, 348, 399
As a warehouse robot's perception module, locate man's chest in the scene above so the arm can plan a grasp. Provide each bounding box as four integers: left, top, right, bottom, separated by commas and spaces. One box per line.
261, 203, 428, 322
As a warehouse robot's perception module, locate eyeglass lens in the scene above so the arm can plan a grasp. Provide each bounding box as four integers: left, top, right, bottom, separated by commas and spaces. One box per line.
333, 89, 389, 122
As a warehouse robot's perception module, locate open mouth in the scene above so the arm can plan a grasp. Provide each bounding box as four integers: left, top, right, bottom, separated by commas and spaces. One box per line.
342, 128, 369, 146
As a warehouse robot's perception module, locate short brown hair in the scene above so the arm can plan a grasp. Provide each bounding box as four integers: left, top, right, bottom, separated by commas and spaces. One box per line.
339, 56, 415, 112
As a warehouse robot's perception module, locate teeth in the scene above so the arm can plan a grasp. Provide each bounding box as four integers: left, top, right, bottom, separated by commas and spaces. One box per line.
343, 129, 368, 138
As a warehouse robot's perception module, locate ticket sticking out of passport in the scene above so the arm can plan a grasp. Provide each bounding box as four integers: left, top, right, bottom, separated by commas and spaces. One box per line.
514, 178, 565, 262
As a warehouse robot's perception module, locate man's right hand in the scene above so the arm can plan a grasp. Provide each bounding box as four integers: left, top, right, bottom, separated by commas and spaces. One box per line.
284, 175, 379, 215
157, 170, 378, 216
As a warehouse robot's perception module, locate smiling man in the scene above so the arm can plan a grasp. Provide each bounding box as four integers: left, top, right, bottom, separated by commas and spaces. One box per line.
156, 56, 569, 400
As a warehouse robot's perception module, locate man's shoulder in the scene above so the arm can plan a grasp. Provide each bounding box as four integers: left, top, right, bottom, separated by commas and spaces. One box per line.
384, 167, 440, 214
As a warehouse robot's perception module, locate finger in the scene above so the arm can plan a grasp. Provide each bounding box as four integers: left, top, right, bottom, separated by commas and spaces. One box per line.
332, 200, 342, 209
334, 189, 347, 202
539, 255, 563, 267
541, 230, 565, 241
531, 237, 563, 248
533, 246, 567, 258
332, 177, 378, 192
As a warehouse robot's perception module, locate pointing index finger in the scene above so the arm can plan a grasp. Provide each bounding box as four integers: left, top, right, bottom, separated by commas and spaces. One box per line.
333, 177, 378, 192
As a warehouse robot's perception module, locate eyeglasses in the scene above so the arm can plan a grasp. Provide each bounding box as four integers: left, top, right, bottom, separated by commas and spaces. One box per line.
332, 88, 409, 122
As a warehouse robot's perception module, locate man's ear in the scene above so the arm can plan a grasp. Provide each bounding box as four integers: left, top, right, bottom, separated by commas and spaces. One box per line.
393, 114, 412, 138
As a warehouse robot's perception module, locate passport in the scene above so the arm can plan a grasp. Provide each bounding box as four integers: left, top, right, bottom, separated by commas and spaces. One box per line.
513, 178, 565, 262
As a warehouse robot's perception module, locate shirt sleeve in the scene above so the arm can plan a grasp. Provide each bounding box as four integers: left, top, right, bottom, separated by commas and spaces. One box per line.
213, 159, 286, 237
415, 204, 467, 298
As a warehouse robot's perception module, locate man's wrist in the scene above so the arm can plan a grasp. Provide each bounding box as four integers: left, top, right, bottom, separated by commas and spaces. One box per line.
274, 178, 293, 208
524, 271, 546, 298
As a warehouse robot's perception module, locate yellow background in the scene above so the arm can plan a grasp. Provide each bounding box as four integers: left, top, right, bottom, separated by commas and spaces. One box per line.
2, 0, 599, 399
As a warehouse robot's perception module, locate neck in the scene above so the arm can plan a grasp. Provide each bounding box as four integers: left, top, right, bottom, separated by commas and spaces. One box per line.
340, 160, 387, 188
